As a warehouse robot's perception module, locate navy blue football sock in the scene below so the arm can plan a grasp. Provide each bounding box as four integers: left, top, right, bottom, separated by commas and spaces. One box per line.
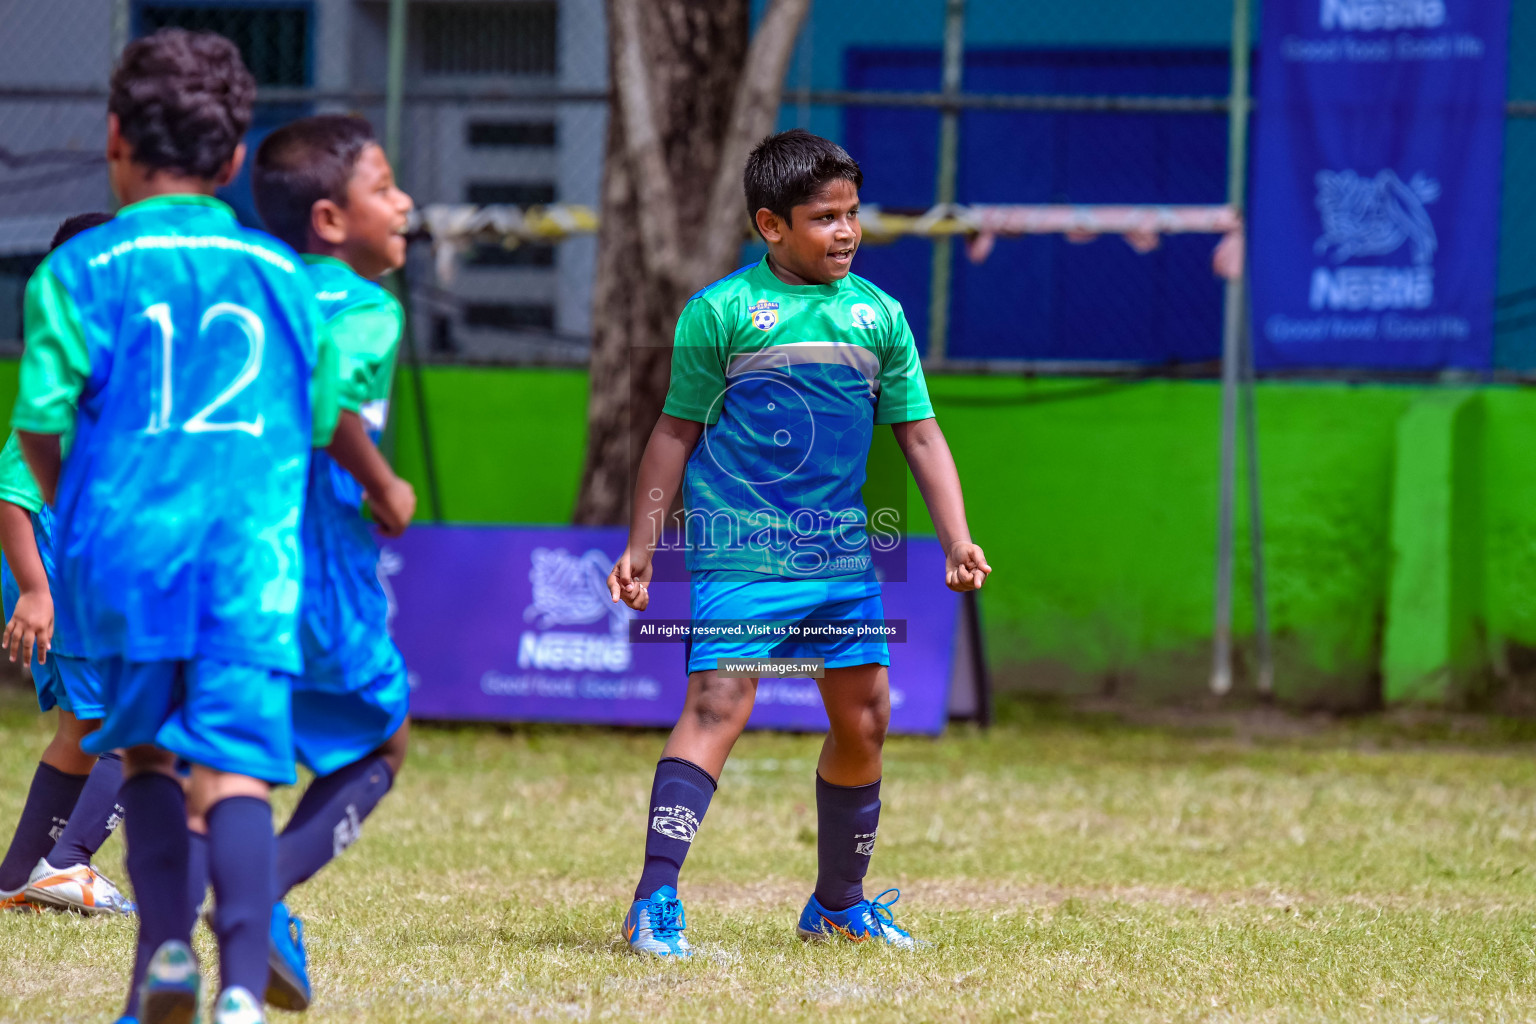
206, 796, 274, 998
0, 762, 87, 890
634, 757, 716, 900
123, 829, 206, 1016
47, 751, 124, 868
119, 773, 192, 1015
275, 753, 395, 897
813, 775, 882, 912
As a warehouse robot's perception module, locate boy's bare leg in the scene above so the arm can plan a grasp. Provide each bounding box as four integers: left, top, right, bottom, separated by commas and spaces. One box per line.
632, 671, 758, 904
812, 664, 891, 910
0, 711, 103, 894
816, 664, 890, 786
35, 710, 126, 879
41, 710, 98, 776
660, 671, 759, 777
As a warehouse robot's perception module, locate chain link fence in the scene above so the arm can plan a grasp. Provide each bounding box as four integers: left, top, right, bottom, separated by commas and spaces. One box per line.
0, 0, 1530, 373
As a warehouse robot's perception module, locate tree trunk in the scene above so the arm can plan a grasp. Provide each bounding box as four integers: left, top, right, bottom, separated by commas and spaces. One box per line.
574, 0, 810, 525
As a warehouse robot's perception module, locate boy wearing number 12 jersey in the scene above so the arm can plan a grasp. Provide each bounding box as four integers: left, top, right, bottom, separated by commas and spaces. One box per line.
12, 29, 339, 1024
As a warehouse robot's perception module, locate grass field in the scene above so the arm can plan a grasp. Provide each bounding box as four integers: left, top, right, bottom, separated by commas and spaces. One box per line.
5, 691, 1536, 1022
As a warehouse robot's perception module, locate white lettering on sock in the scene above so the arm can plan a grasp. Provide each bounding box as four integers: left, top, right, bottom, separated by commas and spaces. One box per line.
650, 805, 701, 843
854, 828, 877, 857
332, 804, 363, 858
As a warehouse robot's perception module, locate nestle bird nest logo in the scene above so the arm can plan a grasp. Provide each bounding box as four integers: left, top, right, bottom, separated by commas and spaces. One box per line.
1310, 169, 1439, 312
518, 547, 635, 672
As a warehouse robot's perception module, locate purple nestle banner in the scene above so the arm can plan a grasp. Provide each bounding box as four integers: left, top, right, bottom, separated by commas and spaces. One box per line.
383, 526, 961, 734
1250, 0, 1511, 369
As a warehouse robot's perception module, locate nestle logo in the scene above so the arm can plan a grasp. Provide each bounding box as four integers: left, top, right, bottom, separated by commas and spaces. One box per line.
1320, 0, 1445, 31
1309, 267, 1434, 311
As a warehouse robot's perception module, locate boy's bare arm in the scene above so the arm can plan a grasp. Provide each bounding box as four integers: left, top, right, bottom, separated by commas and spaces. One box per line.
16, 432, 61, 505
607, 413, 705, 611
0, 500, 52, 664
891, 418, 991, 592
325, 410, 416, 537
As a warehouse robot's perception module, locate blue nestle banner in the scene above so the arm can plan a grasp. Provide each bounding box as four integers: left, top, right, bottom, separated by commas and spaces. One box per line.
382, 526, 965, 735
1251, 0, 1510, 370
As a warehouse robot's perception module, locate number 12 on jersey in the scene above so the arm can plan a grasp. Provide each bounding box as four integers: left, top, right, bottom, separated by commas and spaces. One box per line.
142, 301, 266, 438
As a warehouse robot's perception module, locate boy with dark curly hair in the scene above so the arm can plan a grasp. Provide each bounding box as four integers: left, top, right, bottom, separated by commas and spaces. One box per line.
13, 29, 340, 1024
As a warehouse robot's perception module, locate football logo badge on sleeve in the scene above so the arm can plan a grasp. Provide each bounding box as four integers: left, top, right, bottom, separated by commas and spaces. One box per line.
749, 300, 779, 331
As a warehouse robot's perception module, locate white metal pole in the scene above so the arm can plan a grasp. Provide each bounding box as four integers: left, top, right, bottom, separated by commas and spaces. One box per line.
1211, 0, 1252, 696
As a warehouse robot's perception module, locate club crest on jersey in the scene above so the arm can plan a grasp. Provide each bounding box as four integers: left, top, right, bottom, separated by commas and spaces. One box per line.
749, 299, 779, 331
850, 302, 879, 329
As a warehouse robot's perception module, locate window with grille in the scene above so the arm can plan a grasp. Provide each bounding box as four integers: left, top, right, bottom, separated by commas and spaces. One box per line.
136, 3, 311, 87
422, 3, 557, 77
465, 181, 557, 206
468, 121, 558, 148
464, 302, 555, 331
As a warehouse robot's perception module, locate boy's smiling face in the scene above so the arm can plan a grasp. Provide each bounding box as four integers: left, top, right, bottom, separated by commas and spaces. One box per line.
317, 143, 413, 280
756, 178, 862, 286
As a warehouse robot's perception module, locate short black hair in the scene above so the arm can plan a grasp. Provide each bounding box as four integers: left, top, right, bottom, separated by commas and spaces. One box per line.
743, 129, 863, 236
253, 115, 379, 251
109, 28, 256, 180
50, 212, 113, 251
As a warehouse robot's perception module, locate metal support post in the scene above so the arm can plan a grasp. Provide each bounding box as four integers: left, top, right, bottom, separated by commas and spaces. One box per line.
381, 0, 444, 522
385, 0, 409, 167
1240, 282, 1274, 694
1211, 0, 1253, 695
926, 0, 964, 365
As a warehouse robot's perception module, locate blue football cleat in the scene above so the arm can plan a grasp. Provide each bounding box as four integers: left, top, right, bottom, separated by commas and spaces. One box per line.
136, 939, 203, 1024
265, 902, 311, 1010
796, 888, 919, 949
623, 886, 694, 957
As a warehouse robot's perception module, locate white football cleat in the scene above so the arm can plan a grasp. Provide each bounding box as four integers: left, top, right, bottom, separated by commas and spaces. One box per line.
213, 985, 265, 1024
24, 858, 136, 915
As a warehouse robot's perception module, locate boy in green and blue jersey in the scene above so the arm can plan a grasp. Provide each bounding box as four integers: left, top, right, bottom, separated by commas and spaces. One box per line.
609, 130, 991, 955
12, 30, 339, 1024
0, 212, 135, 919
250, 113, 417, 1011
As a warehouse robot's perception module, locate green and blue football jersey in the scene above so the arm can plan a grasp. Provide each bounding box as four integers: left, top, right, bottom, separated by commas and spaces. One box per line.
297, 254, 406, 691
12, 194, 340, 672
0, 430, 80, 657
663, 257, 934, 578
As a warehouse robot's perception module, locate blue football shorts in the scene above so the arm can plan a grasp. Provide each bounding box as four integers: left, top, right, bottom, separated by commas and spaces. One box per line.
31, 652, 105, 719
81, 657, 296, 785
685, 575, 891, 675
291, 660, 410, 778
